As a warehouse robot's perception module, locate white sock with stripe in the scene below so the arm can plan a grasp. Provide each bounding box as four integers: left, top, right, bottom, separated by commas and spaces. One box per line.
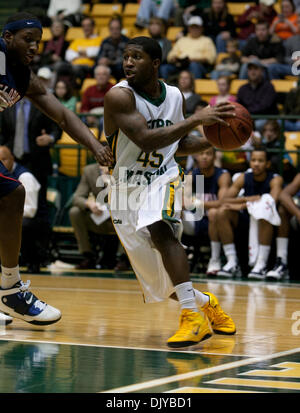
1, 265, 21, 289
174, 282, 198, 312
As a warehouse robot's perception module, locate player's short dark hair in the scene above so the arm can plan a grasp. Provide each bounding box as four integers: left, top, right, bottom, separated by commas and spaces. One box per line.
3, 12, 41, 35
251, 146, 272, 161
126, 36, 162, 62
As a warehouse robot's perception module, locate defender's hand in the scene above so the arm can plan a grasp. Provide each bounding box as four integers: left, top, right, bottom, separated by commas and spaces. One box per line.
92, 141, 114, 166
0, 90, 14, 112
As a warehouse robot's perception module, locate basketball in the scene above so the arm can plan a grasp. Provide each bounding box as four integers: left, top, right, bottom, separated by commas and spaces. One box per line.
203, 102, 253, 150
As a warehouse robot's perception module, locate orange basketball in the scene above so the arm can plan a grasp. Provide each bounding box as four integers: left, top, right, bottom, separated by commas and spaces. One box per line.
203, 102, 253, 150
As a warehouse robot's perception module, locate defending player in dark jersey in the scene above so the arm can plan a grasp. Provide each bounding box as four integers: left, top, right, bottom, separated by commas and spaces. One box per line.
0, 12, 113, 326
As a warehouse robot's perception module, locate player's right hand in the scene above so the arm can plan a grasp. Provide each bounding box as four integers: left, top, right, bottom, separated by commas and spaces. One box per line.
195, 102, 236, 127
0, 90, 14, 112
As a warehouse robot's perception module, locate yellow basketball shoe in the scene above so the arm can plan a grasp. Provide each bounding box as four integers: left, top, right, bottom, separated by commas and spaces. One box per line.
201, 292, 236, 335
167, 309, 212, 348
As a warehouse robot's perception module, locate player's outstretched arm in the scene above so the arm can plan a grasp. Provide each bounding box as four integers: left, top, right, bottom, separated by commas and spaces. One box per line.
26, 72, 113, 166
104, 87, 236, 153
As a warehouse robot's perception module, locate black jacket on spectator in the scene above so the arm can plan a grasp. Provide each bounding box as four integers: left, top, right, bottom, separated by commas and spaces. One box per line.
201, 8, 236, 39
0, 104, 60, 178
242, 35, 285, 63
237, 80, 278, 115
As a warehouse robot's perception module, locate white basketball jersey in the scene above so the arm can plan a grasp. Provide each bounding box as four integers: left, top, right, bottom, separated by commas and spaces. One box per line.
105, 80, 185, 187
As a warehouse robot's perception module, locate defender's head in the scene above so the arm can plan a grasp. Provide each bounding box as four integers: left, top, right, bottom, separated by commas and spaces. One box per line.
2, 12, 42, 66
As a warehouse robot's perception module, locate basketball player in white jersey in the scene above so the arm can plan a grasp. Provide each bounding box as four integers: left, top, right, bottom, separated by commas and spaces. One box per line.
104, 37, 236, 348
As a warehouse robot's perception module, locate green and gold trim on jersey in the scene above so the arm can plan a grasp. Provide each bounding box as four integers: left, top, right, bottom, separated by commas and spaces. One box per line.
135, 80, 166, 107
162, 176, 182, 223
106, 130, 119, 168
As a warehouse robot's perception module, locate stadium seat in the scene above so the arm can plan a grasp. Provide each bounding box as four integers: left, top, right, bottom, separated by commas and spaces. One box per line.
41, 27, 52, 42
227, 3, 255, 18
57, 128, 99, 176
65, 27, 99, 41
285, 132, 300, 166
123, 3, 140, 27
230, 79, 248, 94
194, 79, 219, 101
271, 79, 297, 93
166, 27, 183, 42
91, 4, 123, 27
130, 27, 149, 37
80, 78, 97, 95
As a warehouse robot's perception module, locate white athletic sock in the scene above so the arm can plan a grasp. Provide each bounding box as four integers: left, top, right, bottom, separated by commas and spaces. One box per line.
174, 282, 198, 312
1, 265, 21, 289
211, 241, 221, 261
254, 245, 271, 270
276, 237, 288, 264
194, 289, 209, 307
223, 243, 237, 266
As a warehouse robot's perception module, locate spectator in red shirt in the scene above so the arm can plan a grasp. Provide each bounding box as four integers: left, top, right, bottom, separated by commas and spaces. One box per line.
80, 64, 113, 129
236, 0, 277, 47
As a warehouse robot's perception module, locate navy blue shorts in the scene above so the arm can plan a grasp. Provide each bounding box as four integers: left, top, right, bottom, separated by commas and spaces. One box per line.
0, 160, 21, 198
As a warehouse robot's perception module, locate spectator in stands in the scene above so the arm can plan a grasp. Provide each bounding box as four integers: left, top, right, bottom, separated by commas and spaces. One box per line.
259, 120, 296, 183
201, 0, 237, 53
147, 17, 172, 79
47, 0, 83, 27
182, 146, 231, 276
209, 76, 236, 106
210, 38, 241, 80
69, 163, 119, 269
96, 17, 129, 82
0, 146, 51, 273
174, 0, 210, 27
177, 70, 202, 115
54, 79, 77, 112
38, 19, 69, 77
270, 0, 298, 40
236, 0, 277, 48
135, 0, 175, 28
166, 16, 216, 80
283, 79, 300, 131
268, 11, 300, 79
214, 148, 283, 279
237, 60, 278, 131
239, 20, 285, 79
65, 16, 102, 85
37, 66, 54, 92
80, 65, 114, 129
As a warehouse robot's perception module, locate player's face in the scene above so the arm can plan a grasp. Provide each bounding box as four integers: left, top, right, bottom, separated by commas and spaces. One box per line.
123, 45, 157, 87
250, 151, 268, 176
5, 28, 41, 65
194, 147, 215, 169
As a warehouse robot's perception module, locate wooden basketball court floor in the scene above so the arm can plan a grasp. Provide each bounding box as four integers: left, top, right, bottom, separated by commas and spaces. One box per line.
0, 269, 299, 394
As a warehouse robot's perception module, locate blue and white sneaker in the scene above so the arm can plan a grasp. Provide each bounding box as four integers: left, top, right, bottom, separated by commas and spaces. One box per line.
248, 266, 267, 280
0, 280, 61, 325
266, 258, 289, 281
